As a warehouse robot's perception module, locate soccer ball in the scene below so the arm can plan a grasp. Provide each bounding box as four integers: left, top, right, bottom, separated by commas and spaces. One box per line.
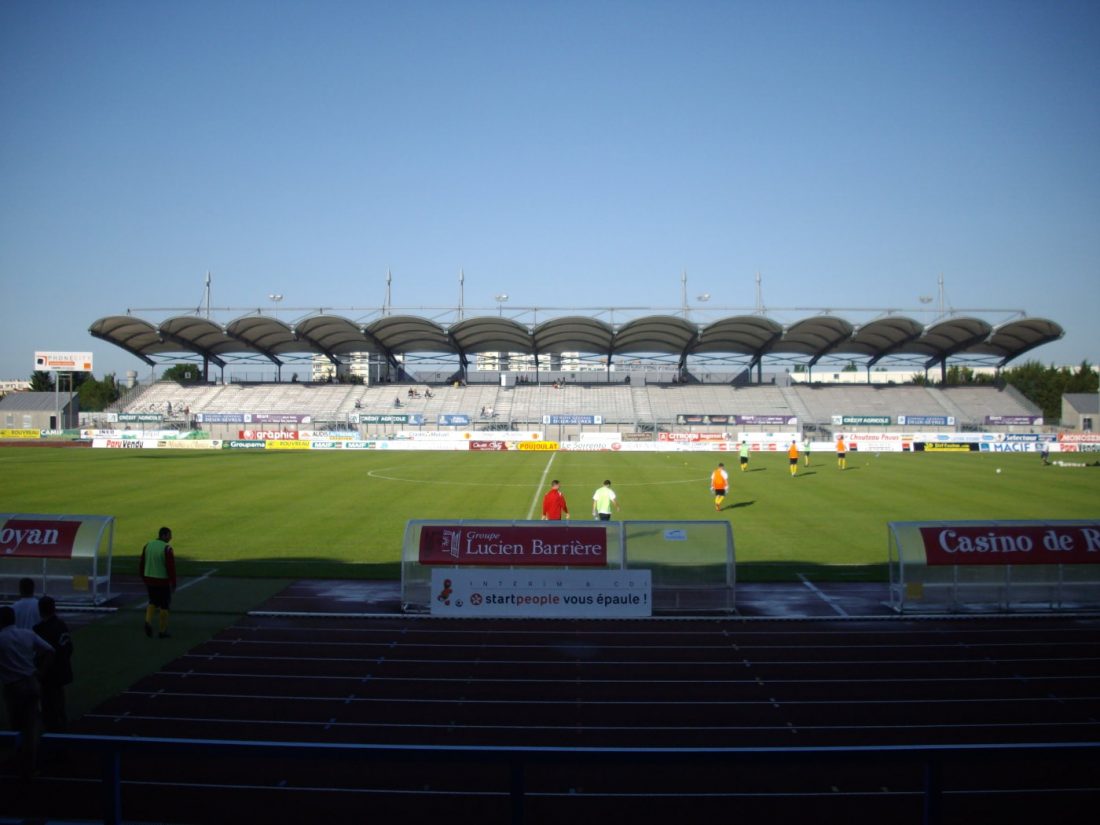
996, 468, 1002, 474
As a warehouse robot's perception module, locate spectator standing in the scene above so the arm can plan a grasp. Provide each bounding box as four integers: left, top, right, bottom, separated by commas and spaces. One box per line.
592, 480, 621, 521
13, 578, 40, 630
0, 605, 54, 778
141, 527, 177, 639
710, 463, 729, 511
33, 596, 73, 732
541, 480, 570, 520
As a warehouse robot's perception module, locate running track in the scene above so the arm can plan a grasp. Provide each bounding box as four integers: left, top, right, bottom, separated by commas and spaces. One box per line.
3, 590, 1099, 824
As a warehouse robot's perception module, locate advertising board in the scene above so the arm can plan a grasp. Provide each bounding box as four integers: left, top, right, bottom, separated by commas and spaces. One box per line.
430, 569, 652, 618
34, 351, 93, 372
920, 523, 1100, 565
418, 524, 608, 566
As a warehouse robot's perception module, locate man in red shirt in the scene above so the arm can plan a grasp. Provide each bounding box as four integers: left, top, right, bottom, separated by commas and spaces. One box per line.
541, 480, 570, 520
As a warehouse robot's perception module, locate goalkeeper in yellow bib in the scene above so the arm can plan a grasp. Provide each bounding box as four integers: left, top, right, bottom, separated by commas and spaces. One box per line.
710, 462, 729, 511
141, 527, 177, 639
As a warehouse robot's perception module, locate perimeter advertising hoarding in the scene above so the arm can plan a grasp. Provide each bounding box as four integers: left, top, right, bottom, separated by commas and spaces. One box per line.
0, 429, 41, 439
920, 524, 1100, 566
470, 440, 509, 451
239, 430, 298, 440
223, 440, 266, 449
560, 440, 623, 451
981, 442, 1045, 452
430, 569, 651, 618
1059, 433, 1100, 443
419, 524, 608, 566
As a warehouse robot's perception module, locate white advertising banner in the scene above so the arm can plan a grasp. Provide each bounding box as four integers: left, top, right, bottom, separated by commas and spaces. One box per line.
34, 351, 93, 372
845, 432, 912, 452
580, 431, 622, 442
559, 439, 624, 451
391, 430, 545, 442
430, 568, 652, 617
735, 432, 801, 448
93, 438, 156, 449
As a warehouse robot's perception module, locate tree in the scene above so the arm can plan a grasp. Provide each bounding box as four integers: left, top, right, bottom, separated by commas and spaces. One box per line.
29, 370, 54, 392
162, 364, 203, 383
999, 360, 1098, 423
77, 373, 122, 412
1065, 360, 1099, 394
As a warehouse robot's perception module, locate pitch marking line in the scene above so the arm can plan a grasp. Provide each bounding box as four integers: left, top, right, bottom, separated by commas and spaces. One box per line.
797, 573, 849, 617
526, 453, 556, 519
367, 465, 704, 488
139, 568, 218, 609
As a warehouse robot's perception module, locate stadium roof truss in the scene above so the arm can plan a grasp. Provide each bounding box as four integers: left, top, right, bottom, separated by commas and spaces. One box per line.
89, 309, 1064, 379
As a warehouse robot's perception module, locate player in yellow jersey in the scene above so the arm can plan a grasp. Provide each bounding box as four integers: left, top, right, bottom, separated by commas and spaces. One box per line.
787, 440, 799, 477
836, 435, 847, 470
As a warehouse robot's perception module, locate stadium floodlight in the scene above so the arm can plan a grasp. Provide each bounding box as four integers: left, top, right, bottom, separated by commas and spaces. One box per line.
268, 293, 283, 319
919, 295, 933, 304
495, 293, 509, 316
696, 293, 710, 303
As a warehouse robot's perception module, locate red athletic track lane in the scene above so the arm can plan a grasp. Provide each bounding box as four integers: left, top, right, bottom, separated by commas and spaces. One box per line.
3, 614, 1099, 824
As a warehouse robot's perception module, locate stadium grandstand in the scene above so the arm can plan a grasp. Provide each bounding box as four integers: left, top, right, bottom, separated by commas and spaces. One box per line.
88, 292, 1061, 437
99, 379, 1044, 438
90, 303, 1063, 388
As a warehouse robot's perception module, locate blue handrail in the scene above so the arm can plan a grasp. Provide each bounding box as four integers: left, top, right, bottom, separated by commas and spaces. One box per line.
4, 732, 1098, 825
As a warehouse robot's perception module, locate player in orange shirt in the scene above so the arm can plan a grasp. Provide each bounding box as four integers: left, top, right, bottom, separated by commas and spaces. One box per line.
787, 440, 799, 477
710, 463, 729, 511
836, 435, 847, 470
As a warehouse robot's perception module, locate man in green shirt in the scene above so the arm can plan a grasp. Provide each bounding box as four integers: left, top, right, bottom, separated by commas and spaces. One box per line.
592, 480, 621, 521
141, 527, 177, 639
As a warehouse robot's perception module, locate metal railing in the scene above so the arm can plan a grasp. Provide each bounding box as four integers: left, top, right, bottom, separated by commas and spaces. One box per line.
3, 732, 1097, 825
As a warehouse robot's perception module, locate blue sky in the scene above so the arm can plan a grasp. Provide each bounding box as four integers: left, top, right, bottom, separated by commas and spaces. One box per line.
2, 0, 1098, 380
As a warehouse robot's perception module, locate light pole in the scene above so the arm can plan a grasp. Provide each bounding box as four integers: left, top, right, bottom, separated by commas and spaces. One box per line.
268, 293, 283, 319
494, 292, 509, 316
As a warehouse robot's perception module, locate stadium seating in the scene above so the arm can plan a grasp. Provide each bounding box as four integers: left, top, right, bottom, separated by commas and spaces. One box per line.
108, 379, 1049, 434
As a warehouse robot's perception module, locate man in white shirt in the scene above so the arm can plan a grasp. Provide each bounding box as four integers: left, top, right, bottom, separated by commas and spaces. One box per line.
13, 577, 41, 630
1, 605, 54, 778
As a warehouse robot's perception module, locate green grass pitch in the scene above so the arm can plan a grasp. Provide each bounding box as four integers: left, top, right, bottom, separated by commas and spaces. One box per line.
2, 447, 1097, 582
